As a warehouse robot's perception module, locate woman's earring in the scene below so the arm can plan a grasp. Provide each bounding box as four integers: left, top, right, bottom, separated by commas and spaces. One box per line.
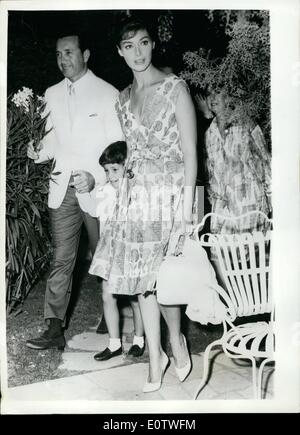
117, 47, 123, 58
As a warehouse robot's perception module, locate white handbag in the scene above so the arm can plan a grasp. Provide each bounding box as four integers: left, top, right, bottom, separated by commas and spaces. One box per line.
156, 235, 227, 324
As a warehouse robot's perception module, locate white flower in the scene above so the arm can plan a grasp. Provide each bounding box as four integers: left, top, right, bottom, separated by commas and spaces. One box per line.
11, 87, 34, 113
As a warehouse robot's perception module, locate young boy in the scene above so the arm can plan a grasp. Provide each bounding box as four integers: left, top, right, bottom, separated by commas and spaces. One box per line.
93, 141, 145, 361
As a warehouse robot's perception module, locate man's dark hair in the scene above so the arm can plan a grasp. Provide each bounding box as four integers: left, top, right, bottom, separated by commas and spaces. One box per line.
56, 31, 90, 52
99, 141, 127, 166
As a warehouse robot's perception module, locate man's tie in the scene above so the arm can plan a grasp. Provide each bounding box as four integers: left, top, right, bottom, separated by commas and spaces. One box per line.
68, 83, 76, 128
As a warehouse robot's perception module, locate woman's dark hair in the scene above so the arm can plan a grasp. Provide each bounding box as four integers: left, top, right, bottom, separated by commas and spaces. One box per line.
99, 141, 127, 166
114, 13, 156, 47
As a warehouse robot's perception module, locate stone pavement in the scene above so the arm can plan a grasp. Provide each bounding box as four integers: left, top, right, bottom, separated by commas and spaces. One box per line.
2, 307, 274, 413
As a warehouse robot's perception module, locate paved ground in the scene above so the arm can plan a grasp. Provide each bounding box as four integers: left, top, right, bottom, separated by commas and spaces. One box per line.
2, 306, 274, 414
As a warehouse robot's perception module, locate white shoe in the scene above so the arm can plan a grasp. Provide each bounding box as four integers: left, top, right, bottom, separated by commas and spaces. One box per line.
174, 335, 192, 382
143, 352, 169, 393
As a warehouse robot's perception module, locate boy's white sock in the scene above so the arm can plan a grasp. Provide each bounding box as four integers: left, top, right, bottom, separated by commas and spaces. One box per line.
108, 338, 121, 351
133, 335, 144, 348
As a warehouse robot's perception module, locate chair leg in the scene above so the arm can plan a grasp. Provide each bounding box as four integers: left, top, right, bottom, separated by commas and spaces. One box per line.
250, 357, 258, 399
223, 350, 258, 399
194, 339, 223, 400
257, 358, 273, 399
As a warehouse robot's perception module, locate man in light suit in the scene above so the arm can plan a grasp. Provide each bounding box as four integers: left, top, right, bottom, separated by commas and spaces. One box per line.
26, 32, 123, 350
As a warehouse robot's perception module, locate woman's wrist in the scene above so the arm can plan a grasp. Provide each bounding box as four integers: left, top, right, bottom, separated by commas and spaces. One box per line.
183, 217, 194, 235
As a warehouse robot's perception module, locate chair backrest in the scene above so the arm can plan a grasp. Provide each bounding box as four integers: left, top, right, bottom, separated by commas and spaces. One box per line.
195, 211, 273, 319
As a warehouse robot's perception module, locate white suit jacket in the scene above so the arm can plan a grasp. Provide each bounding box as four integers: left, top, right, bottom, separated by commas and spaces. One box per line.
35, 70, 123, 216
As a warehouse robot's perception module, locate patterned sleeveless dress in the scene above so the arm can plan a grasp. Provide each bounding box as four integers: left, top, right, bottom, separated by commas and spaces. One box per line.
89, 74, 191, 295
205, 118, 272, 234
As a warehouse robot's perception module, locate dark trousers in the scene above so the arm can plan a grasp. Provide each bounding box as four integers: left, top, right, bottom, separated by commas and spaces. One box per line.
44, 186, 99, 324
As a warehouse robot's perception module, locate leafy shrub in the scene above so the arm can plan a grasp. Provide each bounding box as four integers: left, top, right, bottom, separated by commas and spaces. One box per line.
181, 10, 271, 148
6, 88, 53, 311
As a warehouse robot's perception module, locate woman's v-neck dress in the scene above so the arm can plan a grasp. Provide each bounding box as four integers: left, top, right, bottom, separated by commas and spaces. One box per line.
89, 74, 191, 295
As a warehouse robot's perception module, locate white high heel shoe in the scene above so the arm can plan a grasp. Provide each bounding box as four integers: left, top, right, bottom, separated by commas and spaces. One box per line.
174, 335, 192, 382
143, 352, 169, 393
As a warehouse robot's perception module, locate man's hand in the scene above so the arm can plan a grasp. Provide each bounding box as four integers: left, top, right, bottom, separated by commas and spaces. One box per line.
71, 170, 95, 194
27, 140, 42, 160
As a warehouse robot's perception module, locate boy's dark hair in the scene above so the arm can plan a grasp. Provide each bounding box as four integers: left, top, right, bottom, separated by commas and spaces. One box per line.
99, 141, 127, 166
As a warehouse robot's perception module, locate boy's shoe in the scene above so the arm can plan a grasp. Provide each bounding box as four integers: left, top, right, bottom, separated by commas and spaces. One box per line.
127, 344, 145, 358
94, 347, 122, 361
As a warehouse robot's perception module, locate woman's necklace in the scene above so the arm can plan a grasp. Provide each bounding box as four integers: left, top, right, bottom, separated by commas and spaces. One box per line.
131, 87, 148, 124
131, 74, 166, 123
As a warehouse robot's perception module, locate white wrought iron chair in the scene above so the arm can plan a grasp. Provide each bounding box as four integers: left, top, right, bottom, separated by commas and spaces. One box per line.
193, 210, 274, 400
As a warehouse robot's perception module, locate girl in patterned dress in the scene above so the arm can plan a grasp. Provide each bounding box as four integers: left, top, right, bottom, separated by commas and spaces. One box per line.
89, 15, 198, 392
205, 87, 272, 234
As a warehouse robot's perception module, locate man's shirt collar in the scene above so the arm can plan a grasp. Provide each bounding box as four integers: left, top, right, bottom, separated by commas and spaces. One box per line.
65, 69, 91, 92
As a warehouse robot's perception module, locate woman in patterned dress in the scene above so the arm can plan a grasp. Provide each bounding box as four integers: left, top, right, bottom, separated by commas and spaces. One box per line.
205, 87, 272, 234
89, 15, 197, 392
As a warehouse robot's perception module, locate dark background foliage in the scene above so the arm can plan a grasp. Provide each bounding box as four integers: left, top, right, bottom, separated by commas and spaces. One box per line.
7, 9, 228, 94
